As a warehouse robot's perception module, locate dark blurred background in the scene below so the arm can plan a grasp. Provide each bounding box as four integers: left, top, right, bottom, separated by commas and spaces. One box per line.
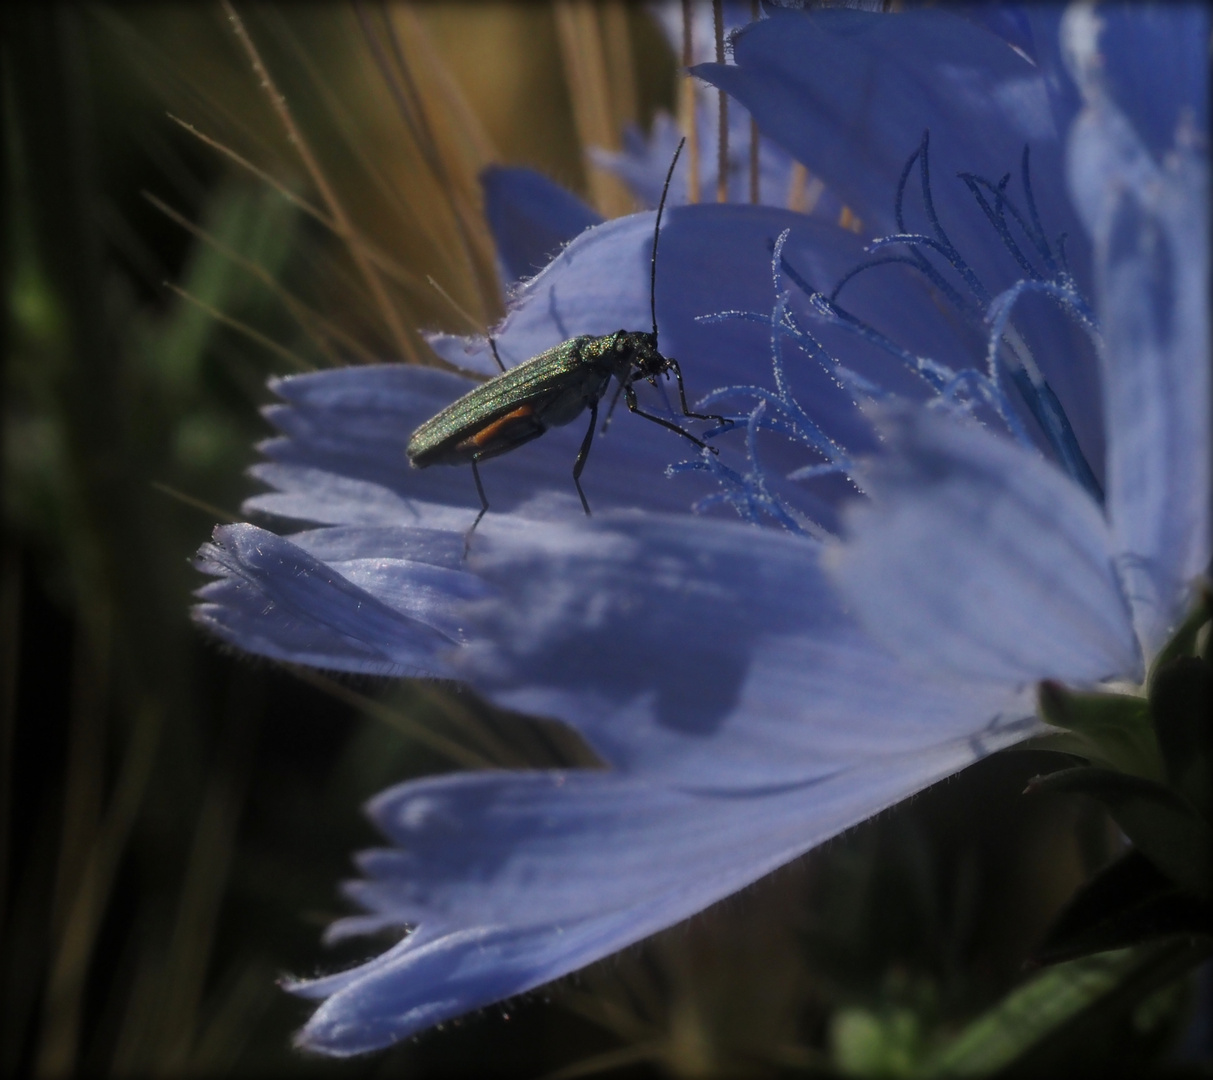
0, 5, 1195, 1076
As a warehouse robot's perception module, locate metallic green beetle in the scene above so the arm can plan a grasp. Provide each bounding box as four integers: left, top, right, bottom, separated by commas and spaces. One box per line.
407, 139, 724, 534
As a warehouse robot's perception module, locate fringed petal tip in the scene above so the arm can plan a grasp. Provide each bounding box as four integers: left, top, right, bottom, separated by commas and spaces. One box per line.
189, 522, 474, 679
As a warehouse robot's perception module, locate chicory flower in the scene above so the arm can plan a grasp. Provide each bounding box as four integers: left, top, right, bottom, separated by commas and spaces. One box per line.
193, 3, 1208, 1055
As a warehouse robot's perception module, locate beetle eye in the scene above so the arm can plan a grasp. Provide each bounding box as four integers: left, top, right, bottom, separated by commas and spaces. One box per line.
615, 341, 625, 353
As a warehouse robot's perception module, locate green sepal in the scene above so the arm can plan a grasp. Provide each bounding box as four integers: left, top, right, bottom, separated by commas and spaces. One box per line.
1036, 681, 1161, 779
1025, 767, 1211, 897
1030, 850, 1213, 967
1146, 586, 1210, 684
1148, 655, 1213, 818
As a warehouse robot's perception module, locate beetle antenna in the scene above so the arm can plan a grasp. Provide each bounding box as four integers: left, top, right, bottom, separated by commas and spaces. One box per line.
652, 137, 686, 340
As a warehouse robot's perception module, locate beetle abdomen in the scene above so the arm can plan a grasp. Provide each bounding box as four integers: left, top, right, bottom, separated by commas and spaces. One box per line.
407, 336, 612, 468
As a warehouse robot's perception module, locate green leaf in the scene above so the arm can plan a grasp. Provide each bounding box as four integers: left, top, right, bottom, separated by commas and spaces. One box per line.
925, 941, 1212, 1076
1026, 768, 1210, 897
830, 1006, 925, 1077
1031, 850, 1213, 966
1149, 656, 1213, 818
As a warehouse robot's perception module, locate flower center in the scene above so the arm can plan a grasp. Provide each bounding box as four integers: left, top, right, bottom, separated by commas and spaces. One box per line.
688, 131, 1106, 537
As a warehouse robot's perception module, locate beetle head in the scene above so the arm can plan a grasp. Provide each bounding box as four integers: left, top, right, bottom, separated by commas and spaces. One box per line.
610, 329, 671, 381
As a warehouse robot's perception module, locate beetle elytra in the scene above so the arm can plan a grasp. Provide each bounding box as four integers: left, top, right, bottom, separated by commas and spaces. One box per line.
407, 138, 724, 536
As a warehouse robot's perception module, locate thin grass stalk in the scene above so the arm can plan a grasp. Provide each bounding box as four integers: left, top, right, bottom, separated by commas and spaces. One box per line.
185, 962, 277, 1074
388, 7, 503, 317
355, 3, 499, 327
750, 1, 759, 202
554, 0, 634, 219
392, 6, 497, 165
713, 0, 727, 203
405, 682, 526, 766
149, 484, 239, 527
150, 684, 257, 1072
288, 667, 502, 769
0, 548, 20, 941
163, 283, 314, 371
1, 811, 58, 1075
220, 1, 421, 364
164, 114, 432, 300
34, 616, 110, 1077
259, 8, 455, 289
108, 901, 168, 1075
36, 700, 163, 1078
426, 274, 490, 342
92, 7, 313, 214
351, 5, 469, 289
787, 161, 824, 215
376, 10, 494, 280
145, 192, 380, 366
680, 0, 699, 204
601, 1, 638, 135
542, 1040, 668, 1080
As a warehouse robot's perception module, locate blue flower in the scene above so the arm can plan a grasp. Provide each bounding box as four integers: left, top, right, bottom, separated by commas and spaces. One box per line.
193, 3, 1208, 1056
587, 1, 808, 212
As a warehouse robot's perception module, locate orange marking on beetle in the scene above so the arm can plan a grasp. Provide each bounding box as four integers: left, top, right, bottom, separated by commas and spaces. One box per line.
463, 404, 535, 449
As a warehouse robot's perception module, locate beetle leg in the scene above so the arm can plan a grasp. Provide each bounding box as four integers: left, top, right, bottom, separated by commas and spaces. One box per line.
624, 384, 720, 455
464, 457, 490, 558
487, 335, 507, 373
666, 358, 730, 426
572, 401, 597, 515
600, 381, 626, 435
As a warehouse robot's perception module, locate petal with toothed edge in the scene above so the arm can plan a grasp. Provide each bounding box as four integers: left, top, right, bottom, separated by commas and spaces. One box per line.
192, 524, 481, 678
289, 734, 1026, 1056
250, 363, 719, 522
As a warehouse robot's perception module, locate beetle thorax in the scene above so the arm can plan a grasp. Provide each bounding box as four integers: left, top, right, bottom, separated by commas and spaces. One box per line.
604, 330, 670, 381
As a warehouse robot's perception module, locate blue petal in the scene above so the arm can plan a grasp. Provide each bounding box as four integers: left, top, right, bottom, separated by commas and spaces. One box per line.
690, 7, 1107, 477
655, 202, 1106, 507
291, 733, 1029, 1054
193, 523, 481, 677
491, 214, 657, 362
245, 465, 472, 531
659, 204, 968, 425
480, 166, 602, 285
590, 108, 826, 215
1095, 4, 1209, 165
292, 916, 646, 1055
254, 203, 1006, 534
1063, 4, 1211, 655
199, 506, 1034, 785
418, 209, 673, 376
694, 7, 1075, 256
255, 364, 480, 512
966, 5, 1041, 64
453, 512, 1031, 783
830, 407, 1142, 687
247, 362, 717, 524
